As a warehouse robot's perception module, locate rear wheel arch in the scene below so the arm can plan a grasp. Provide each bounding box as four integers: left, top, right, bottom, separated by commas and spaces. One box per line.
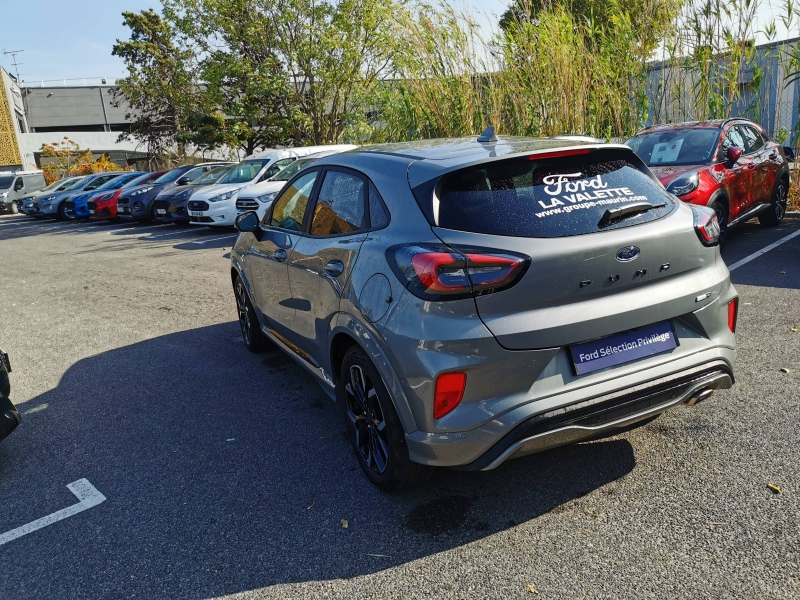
328, 317, 419, 434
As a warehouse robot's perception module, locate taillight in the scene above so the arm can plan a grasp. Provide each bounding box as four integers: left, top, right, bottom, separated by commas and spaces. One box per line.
387, 244, 529, 300
690, 204, 721, 246
728, 297, 738, 333
434, 372, 467, 419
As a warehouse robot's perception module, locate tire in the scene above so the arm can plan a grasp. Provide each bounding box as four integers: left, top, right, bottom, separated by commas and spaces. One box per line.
710, 201, 728, 248
758, 177, 788, 227
234, 275, 269, 352
56, 201, 68, 221
338, 345, 433, 491
150, 204, 159, 222
9, 201, 19, 215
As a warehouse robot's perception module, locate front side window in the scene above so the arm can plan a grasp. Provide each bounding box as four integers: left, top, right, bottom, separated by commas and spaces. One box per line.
626, 128, 720, 165
720, 126, 746, 157
270, 171, 318, 231
261, 158, 295, 181
310, 171, 366, 236
741, 126, 765, 153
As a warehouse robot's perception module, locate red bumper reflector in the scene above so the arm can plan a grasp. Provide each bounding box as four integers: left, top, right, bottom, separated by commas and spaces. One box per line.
434, 372, 467, 419
728, 297, 738, 333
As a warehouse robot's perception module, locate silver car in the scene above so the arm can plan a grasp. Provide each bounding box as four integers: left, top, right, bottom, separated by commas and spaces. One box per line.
231, 132, 737, 490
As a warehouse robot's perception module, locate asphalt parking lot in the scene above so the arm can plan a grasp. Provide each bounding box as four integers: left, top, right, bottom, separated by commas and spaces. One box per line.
0, 213, 798, 599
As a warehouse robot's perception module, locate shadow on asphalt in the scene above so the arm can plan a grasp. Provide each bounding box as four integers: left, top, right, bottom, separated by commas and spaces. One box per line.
0, 323, 635, 596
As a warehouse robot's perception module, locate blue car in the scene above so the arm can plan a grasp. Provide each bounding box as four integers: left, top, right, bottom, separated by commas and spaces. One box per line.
33, 172, 131, 220
64, 172, 146, 219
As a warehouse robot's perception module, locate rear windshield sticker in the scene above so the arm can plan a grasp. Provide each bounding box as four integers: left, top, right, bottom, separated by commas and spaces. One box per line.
535, 173, 649, 218
650, 139, 683, 164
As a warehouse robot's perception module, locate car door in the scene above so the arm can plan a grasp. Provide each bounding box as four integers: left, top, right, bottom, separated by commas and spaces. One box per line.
718, 125, 752, 218
740, 125, 772, 203
285, 167, 370, 365
245, 169, 321, 338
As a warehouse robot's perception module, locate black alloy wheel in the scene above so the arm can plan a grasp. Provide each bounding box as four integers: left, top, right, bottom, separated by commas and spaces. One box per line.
338, 345, 433, 490
56, 201, 68, 221
234, 275, 268, 352
759, 178, 788, 227
345, 363, 390, 475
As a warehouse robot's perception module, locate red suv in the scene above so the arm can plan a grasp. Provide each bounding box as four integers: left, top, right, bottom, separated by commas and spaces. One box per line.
627, 119, 789, 239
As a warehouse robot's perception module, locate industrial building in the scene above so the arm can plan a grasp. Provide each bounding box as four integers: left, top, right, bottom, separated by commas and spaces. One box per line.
0, 67, 147, 172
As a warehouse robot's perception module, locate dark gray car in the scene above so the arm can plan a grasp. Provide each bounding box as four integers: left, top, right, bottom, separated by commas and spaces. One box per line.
152, 165, 233, 223
117, 162, 234, 221
231, 133, 737, 490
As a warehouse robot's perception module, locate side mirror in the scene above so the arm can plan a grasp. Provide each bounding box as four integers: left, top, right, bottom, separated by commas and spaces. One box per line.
14, 180, 23, 191
176, 176, 191, 186
726, 146, 742, 163
235, 211, 260, 233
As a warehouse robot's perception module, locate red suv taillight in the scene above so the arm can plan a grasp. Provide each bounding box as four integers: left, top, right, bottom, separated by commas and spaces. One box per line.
387, 244, 530, 300
728, 297, 738, 333
690, 204, 721, 246
434, 372, 467, 419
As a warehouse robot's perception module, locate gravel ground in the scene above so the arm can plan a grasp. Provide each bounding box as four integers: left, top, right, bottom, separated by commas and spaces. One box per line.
0, 213, 797, 600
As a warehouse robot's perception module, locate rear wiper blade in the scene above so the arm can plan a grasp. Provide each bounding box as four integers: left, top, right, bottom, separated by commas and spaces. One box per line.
599, 201, 666, 225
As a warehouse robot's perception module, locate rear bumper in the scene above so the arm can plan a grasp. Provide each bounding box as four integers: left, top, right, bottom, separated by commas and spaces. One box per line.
456, 362, 732, 471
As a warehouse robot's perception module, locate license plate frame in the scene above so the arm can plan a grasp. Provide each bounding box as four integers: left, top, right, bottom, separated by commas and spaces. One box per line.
569, 321, 678, 376
190, 211, 204, 217
156, 208, 166, 215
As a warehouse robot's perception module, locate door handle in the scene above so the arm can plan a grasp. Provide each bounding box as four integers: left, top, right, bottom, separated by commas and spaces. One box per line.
273, 249, 287, 262
324, 260, 345, 278
769, 153, 778, 160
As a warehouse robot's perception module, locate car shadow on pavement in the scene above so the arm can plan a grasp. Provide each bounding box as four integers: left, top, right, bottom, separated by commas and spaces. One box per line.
0, 323, 635, 598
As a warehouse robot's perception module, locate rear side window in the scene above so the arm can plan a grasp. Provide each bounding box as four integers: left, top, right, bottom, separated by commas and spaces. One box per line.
431, 150, 675, 238
310, 170, 365, 236
741, 126, 764, 152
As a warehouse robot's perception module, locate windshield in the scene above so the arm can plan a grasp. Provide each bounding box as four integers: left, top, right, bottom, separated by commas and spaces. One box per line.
194, 166, 230, 185
153, 168, 188, 184
124, 173, 156, 188
218, 159, 271, 184
97, 173, 142, 190
626, 128, 720, 166
44, 177, 78, 192
272, 157, 319, 181
0, 176, 13, 189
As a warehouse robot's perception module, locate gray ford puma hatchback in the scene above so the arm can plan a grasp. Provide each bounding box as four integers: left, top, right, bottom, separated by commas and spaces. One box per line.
231, 132, 737, 490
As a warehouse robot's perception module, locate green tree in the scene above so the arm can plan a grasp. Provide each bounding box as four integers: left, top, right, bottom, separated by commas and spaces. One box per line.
112, 9, 197, 161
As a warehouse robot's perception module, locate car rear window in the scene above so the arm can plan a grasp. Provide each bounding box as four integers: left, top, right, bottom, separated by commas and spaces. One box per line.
427, 149, 675, 238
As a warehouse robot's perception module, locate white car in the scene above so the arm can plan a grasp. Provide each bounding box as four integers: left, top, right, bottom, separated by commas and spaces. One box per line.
187, 145, 357, 227
235, 147, 358, 221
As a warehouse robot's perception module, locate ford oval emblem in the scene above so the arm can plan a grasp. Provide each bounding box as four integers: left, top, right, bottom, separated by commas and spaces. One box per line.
616, 246, 640, 262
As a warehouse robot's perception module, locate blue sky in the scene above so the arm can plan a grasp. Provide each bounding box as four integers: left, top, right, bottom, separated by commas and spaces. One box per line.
1, 0, 793, 83
2, 0, 507, 83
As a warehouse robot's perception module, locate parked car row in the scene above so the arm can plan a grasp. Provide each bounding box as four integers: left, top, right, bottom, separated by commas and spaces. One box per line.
18, 145, 358, 228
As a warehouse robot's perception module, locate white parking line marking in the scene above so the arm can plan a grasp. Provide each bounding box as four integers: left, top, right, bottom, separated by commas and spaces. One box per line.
727, 228, 800, 271
189, 234, 237, 244
0, 479, 106, 546
141, 227, 210, 239
109, 225, 171, 236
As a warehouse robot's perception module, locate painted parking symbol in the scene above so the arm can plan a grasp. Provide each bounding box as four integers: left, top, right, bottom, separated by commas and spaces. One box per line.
0, 479, 106, 546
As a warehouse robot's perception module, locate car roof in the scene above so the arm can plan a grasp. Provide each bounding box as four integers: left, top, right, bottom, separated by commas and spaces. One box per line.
326, 136, 617, 187
634, 118, 760, 135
